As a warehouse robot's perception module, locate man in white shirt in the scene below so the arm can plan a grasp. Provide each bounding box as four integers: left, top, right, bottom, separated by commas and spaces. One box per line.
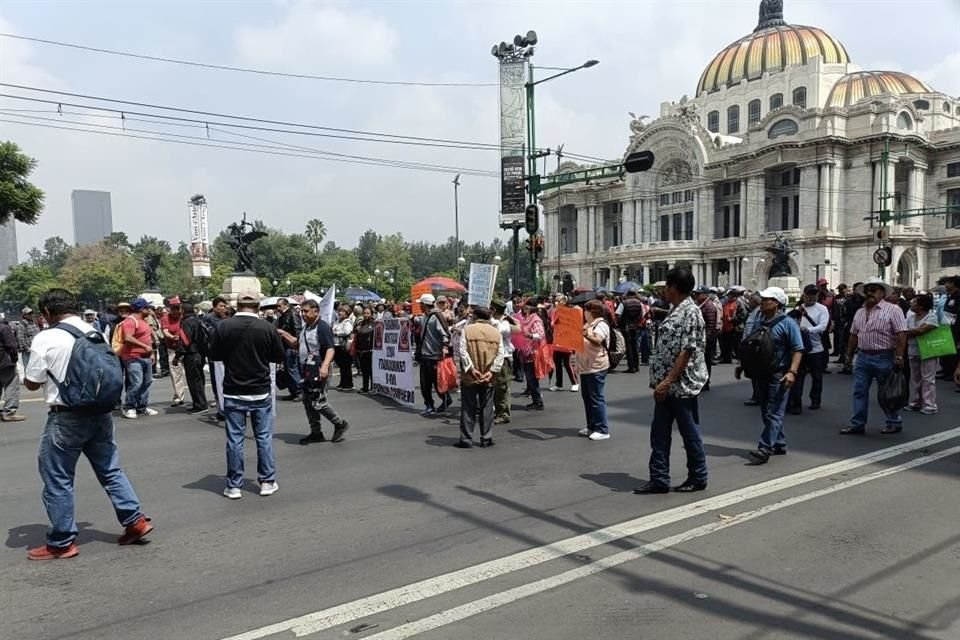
789, 284, 831, 413
23, 288, 153, 560
490, 299, 518, 424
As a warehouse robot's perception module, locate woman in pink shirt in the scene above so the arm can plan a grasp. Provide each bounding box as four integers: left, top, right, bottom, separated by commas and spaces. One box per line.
520, 301, 545, 410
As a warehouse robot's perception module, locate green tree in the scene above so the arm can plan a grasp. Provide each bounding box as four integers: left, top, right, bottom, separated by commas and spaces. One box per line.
102, 231, 131, 250
304, 219, 326, 263
60, 244, 142, 306
0, 263, 57, 309
355, 229, 380, 272
26, 236, 73, 274
316, 250, 369, 291
0, 141, 45, 226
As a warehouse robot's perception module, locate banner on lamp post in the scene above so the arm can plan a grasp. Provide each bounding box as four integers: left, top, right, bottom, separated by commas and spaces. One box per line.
498, 59, 527, 228
188, 195, 211, 278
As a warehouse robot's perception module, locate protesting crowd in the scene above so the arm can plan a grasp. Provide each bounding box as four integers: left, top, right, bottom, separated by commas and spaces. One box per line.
1, 270, 958, 560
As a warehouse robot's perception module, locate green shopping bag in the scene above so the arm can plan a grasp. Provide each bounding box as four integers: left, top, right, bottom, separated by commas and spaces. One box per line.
917, 324, 957, 360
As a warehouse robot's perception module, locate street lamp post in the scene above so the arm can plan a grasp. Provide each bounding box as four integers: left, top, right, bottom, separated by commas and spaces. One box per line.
452, 174, 461, 275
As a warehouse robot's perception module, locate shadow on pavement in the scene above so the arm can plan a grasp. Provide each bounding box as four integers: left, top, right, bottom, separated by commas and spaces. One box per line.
425, 435, 460, 447
274, 432, 307, 445
579, 472, 647, 493
508, 427, 581, 441
703, 442, 755, 462
182, 474, 258, 495
6, 522, 118, 548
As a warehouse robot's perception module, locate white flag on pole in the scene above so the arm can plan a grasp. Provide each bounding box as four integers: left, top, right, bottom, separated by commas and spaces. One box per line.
304, 285, 337, 325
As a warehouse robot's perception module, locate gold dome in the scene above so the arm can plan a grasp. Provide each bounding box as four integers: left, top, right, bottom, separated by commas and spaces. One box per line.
826, 71, 931, 108
696, 24, 851, 96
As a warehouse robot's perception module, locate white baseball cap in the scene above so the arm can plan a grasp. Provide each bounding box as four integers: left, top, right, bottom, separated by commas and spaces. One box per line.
758, 286, 788, 306
418, 293, 436, 305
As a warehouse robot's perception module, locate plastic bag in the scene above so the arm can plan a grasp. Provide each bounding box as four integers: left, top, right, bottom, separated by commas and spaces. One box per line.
437, 357, 458, 395
533, 344, 555, 381
877, 364, 909, 414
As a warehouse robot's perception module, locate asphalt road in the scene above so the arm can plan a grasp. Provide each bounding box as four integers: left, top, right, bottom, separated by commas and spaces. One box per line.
1, 362, 958, 640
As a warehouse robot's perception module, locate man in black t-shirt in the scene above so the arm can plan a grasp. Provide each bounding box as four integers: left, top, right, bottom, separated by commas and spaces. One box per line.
288, 298, 349, 445
208, 292, 285, 500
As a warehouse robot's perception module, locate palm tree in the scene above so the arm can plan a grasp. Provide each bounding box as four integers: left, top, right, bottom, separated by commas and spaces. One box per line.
305, 218, 326, 267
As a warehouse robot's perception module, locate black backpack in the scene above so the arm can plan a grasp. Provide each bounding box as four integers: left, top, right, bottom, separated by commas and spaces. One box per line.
739, 315, 786, 379
51, 322, 124, 411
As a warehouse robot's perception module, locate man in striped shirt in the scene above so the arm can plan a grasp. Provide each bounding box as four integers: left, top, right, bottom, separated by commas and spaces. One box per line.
840, 277, 907, 435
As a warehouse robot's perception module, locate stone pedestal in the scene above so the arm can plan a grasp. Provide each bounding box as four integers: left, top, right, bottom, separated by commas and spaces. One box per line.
139, 291, 165, 308
768, 275, 802, 304
221, 272, 263, 307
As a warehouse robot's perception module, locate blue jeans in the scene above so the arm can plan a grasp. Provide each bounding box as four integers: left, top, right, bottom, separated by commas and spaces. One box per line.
649, 396, 707, 487
122, 357, 153, 411
38, 411, 143, 547
758, 377, 790, 452
580, 371, 608, 434
223, 396, 276, 488
850, 351, 902, 429
284, 348, 302, 395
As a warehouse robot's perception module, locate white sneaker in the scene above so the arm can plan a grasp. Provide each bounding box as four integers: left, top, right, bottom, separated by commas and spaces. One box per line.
570, 384, 580, 392
259, 481, 279, 496
549, 386, 562, 392
223, 487, 242, 500
588, 431, 611, 441
920, 407, 938, 415
122, 409, 138, 420
142, 408, 159, 416
578, 427, 590, 437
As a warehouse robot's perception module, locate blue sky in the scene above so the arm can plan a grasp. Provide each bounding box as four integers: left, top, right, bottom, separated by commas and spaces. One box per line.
2, 0, 958, 259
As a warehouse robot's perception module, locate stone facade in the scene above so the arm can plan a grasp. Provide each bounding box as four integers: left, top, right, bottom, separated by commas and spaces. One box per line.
540, 2, 960, 293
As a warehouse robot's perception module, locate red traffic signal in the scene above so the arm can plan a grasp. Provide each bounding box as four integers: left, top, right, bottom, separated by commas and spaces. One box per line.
624, 150, 655, 173
524, 204, 541, 234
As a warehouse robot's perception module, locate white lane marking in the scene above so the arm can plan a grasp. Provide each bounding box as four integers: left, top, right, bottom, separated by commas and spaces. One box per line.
219, 428, 960, 640
363, 445, 960, 640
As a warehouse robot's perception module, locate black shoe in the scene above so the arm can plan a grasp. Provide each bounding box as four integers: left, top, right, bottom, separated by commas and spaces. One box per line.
521, 389, 531, 397
748, 449, 771, 464
215, 413, 225, 422
526, 402, 544, 411
808, 403, 821, 410
188, 407, 209, 415
480, 438, 495, 447
420, 407, 436, 417
332, 422, 350, 443
358, 388, 369, 394
299, 433, 326, 445
787, 406, 802, 416
743, 399, 760, 406
438, 397, 452, 413
822, 370, 832, 375
772, 446, 787, 456
284, 393, 300, 401
633, 482, 670, 495
839, 368, 852, 375
171, 400, 184, 407
673, 480, 707, 493
453, 440, 473, 449
702, 383, 710, 391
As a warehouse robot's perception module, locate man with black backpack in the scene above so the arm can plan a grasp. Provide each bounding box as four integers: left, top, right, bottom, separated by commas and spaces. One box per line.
22, 288, 153, 560
736, 286, 804, 464
178, 302, 209, 415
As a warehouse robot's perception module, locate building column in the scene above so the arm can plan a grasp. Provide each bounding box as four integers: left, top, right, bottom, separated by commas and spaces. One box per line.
739, 178, 748, 238
908, 163, 927, 231
627, 200, 637, 245
818, 165, 829, 230
747, 173, 765, 236
799, 165, 818, 231
575, 206, 587, 256
642, 264, 651, 285
698, 186, 714, 241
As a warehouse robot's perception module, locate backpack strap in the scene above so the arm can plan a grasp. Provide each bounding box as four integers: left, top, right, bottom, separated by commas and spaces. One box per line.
53, 321, 88, 340
765, 315, 787, 329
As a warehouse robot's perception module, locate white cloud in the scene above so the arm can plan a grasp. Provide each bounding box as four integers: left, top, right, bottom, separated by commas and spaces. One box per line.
233, 2, 398, 68
912, 51, 960, 97
0, 16, 60, 88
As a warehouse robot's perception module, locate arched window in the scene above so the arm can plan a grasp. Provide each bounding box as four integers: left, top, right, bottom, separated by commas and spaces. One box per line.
770, 93, 784, 111
768, 119, 799, 139
727, 105, 740, 134
913, 99, 930, 111
748, 99, 762, 125
707, 110, 719, 133
792, 87, 807, 109
897, 111, 913, 129
956, 105, 960, 117
944, 102, 951, 113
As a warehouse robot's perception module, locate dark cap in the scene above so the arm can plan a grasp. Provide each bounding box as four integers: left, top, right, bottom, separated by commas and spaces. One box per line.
803, 284, 818, 295
131, 298, 149, 311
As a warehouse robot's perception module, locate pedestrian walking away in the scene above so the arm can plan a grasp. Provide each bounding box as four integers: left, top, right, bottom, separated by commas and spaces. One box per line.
1, 315, 25, 422
178, 302, 210, 414
789, 284, 830, 412
290, 298, 350, 445
208, 292, 285, 499
634, 268, 709, 494
159, 298, 187, 407
577, 300, 612, 441
22, 288, 153, 560
491, 299, 518, 424
694, 286, 718, 391
455, 306, 504, 448
616, 288, 648, 372
520, 300, 546, 410
840, 277, 908, 435
276, 298, 304, 401
417, 294, 452, 416
737, 286, 804, 464
118, 298, 158, 419
904, 294, 939, 414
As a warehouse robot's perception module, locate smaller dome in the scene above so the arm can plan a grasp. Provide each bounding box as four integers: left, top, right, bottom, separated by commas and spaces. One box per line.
826, 71, 931, 108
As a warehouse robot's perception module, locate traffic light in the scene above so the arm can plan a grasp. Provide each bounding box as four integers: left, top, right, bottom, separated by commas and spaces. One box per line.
875, 227, 889, 242
624, 150, 655, 173
525, 203, 541, 234
525, 237, 533, 252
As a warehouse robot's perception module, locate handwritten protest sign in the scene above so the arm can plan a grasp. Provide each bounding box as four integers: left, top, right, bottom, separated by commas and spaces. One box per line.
553, 305, 584, 352
467, 263, 498, 307
373, 318, 416, 407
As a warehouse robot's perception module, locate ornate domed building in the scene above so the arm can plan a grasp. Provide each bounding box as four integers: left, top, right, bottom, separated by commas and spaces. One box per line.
541, 0, 960, 292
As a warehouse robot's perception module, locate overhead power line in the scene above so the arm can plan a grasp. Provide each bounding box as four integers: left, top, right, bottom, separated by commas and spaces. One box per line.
0, 33, 497, 87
